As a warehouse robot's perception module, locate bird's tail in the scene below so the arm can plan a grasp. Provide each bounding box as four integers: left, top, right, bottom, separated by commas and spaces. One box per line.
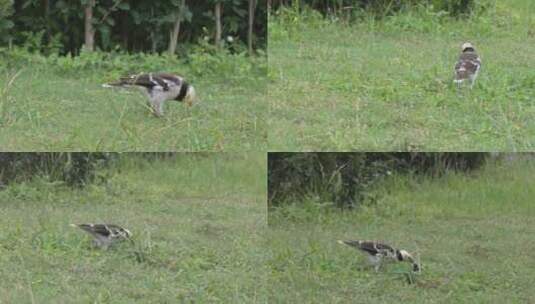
102, 75, 146, 88
337, 240, 362, 247
102, 82, 125, 88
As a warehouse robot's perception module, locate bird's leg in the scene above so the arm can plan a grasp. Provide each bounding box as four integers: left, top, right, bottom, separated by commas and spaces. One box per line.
469, 73, 478, 89
151, 100, 164, 117
92, 239, 103, 249
374, 256, 383, 272
158, 101, 165, 116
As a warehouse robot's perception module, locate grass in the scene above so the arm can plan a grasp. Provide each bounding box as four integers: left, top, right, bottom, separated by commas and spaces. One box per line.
267, 157, 535, 303
268, 1, 535, 151
0, 59, 266, 151
0, 153, 267, 303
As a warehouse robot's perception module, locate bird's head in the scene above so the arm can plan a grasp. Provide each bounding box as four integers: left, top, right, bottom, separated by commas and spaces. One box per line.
184, 85, 197, 107
117, 227, 132, 238
461, 42, 475, 52
397, 250, 414, 262
398, 249, 420, 272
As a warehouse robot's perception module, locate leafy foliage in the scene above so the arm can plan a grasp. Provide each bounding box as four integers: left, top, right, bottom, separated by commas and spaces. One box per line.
4, 0, 266, 55
0, 46, 266, 82
268, 153, 488, 208
271, 0, 476, 18
0, 153, 111, 186
0, 0, 14, 43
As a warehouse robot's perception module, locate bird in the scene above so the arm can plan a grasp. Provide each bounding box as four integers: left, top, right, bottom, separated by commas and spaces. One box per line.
102, 72, 197, 117
338, 239, 420, 272
453, 42, 481, 89
71, 223, 132, 249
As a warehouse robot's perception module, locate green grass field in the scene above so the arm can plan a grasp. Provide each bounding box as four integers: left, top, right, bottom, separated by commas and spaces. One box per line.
267, 157, 535, 303
0, 154, 267, 303
0, 61, 266, 151
268, 1, 535, 151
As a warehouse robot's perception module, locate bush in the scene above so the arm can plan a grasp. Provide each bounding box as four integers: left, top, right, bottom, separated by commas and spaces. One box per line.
268, 153, 488, 209
0, 153, 112, 187
0, 46, 266, 84
272, 0, 476, 18
0, 0, 14, 44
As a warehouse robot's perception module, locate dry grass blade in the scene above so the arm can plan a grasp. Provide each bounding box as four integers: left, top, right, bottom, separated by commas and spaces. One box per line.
2, 69, 24, 96
1, 69, 24, 126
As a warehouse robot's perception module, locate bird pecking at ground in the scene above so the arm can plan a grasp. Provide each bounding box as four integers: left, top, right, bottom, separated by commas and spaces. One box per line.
71, 223, 132, 250
338, 239, 420, 272
103, 72, 197, 117
453, 42, 481, 89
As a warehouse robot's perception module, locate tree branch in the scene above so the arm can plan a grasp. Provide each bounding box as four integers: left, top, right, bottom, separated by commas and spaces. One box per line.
97, 0, 124, 24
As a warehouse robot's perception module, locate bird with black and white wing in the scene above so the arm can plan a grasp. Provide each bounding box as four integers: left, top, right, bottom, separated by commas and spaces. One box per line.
454, 42, 481, 89
338, 239, 420, 272
71, 223, 132, 249
103, 72, 197, 117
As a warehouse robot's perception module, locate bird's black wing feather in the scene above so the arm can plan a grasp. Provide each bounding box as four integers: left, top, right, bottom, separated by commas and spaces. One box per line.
155, 73, 182, 86
77, 224, 111, 237
357, 241, 382, 255
120, 74, 170, 91
374, 242, 395, 251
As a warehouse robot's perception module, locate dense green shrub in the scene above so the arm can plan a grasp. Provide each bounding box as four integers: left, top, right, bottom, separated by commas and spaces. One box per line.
0, 0, 14, 44
0, 46, 266, 84
0, 153, 111, 187
6, 1, 266, 55
271, 0, 476, 18
268, 153, 488, 209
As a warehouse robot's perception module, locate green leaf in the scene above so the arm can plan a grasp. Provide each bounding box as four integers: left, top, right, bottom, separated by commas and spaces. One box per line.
131, 10, 141, 24
233, 8, 247, 18
0, 20, 14, 29
106, 17, 115, 26
117, 2, 130, 10
21, 0, 35, 10
183, 10, 193, 22
97, 6, 107, 15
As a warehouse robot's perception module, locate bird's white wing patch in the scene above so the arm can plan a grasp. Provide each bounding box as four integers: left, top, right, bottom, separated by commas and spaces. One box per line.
148, 73, 161, 88
163, 79, 177, 88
